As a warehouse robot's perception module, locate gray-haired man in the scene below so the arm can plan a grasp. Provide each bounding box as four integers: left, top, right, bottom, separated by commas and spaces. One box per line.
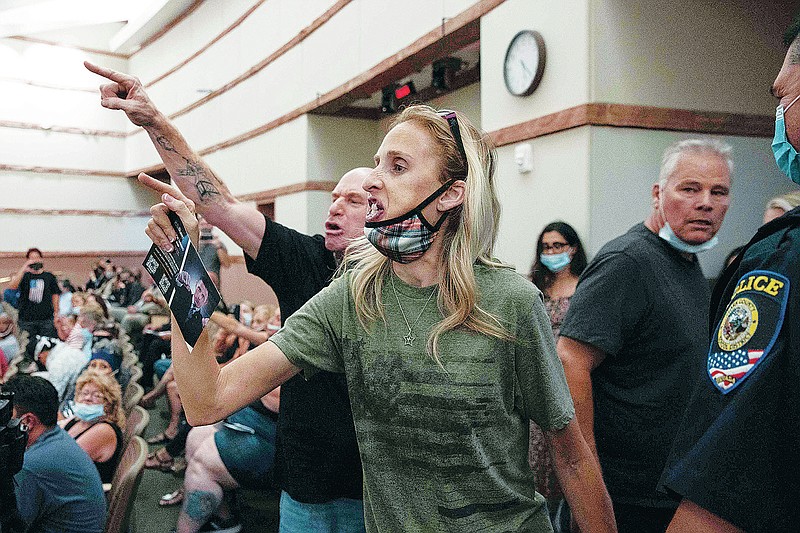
558, 139, 732, 533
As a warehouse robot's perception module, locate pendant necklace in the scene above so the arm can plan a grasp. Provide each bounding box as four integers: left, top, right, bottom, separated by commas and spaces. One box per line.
390, 273, 436, 347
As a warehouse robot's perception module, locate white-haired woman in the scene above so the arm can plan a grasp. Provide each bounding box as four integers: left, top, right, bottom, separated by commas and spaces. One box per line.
146, 105, 615, 532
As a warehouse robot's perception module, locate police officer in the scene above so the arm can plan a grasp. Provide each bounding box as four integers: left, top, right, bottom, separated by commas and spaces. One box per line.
661, 14, 800, 533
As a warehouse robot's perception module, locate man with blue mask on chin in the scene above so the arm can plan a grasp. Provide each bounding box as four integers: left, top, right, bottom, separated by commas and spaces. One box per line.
4, 375, 106, 533
660, 13, 800, 533
558, 138, 732, 533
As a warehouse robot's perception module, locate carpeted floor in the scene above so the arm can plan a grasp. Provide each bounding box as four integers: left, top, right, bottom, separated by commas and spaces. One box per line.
132, 394, 280, 532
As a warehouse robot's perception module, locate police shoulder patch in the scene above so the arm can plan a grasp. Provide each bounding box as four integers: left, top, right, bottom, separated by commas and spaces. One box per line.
708, 270, 790, 394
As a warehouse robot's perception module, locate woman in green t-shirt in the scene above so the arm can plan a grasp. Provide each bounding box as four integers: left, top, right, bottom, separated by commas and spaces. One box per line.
145, 105, 616, 533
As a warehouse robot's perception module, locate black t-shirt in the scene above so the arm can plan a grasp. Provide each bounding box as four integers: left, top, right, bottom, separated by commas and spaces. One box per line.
661, 210, 800, 532
18, 271, 60, 321
245, 216, 362, 503
559, 223, 710, 507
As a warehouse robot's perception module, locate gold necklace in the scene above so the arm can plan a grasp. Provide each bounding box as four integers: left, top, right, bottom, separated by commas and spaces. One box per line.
390, 273, 436, 347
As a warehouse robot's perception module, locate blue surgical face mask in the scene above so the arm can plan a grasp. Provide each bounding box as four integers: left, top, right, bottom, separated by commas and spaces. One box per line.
772, 93, 800, 185
540, 251, 572, 273
73, 402, 105, 422
658, 222, 718, 254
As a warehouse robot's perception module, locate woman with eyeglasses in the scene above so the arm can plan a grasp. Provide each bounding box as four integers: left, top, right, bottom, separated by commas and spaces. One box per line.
529, 222, 588, 338
59, 369, 125, 483
528, 221, 588, 530
145, 105, 615, 532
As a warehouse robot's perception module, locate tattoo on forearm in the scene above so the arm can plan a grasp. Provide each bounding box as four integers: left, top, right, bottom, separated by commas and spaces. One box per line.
184, 490, 218, 522
156, 135, 177, 153
155, 135, 221, 202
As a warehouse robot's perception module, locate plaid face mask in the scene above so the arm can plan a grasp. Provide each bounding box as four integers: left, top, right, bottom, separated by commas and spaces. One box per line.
364, 179, 455, 264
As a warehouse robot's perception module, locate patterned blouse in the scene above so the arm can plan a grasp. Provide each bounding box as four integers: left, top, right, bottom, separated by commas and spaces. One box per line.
529, 295, 573, 501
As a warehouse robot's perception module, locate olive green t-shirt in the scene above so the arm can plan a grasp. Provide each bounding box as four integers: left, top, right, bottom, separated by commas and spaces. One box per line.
270, 264, 574, 532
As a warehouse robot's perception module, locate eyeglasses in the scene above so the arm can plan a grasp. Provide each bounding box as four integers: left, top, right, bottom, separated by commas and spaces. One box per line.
542, 242, 570, 253
437, 109, 468, 179
77, 391, 105, 402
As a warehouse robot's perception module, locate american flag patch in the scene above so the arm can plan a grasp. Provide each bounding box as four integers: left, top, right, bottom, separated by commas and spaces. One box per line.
708, 349, 764, 391
708, 269, 789, 394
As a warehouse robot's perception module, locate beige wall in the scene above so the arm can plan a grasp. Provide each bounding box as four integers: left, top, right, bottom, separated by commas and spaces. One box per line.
494, 127, 592, 274
481, 0, 591, 132
590, 0, 790, 115
1, 0, 797, 288
481, 0, 795, 276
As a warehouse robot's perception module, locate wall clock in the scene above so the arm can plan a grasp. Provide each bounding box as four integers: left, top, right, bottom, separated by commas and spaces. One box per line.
503, 30, 546, 96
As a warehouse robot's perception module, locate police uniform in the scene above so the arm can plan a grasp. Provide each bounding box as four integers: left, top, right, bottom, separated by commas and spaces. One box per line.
661, 208, 800, 533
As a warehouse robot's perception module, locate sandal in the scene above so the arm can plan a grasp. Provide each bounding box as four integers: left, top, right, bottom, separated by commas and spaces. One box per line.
146, 432, 173, 445
144, 447, 174, 471
170, 456, 187, 474
159, 487, 184, 507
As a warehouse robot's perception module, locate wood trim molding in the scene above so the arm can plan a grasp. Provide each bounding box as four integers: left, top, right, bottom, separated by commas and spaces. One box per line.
0, 207, 150, 217
0, 120, 126, 138
170, 0, 354, 121
4, 1, 203, 60
2, 0, 491, 143
130, 0, 205, 55
0, 164, 127, 178
187, 0, 498, 158
0, 76, 96, 93
489, 103, 774, 146
0, 250, 147, 259
145, 0, 269, 86
237, 180, 338, 203
6, 35, 128, 59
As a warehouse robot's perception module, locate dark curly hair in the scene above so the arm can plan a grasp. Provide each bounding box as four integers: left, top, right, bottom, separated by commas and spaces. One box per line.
529, 221, 588, 293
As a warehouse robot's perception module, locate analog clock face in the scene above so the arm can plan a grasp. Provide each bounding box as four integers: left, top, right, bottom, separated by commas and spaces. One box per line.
503, 30, 546, 96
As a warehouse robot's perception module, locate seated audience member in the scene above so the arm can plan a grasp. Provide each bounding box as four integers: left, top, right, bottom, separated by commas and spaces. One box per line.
56, 313, 77, 344
70, 291, 87, 313
138, 320, 171, 390
60, 370, 126, 484
62, 333, 130, 411
84, 293, 109, 320
75, 303, 105, 355
762, 190, 800, 224
143, 323, 246, 472
58, 279, 76, 316
142, 324, 241, 446
33, 337, 89, 404
119, 288, 168, 343
86, 260, 109, 292
5, 374, 106, 533
88, 336, 130, 392
162, 389, 280, 533
0, 346, 7, 378
210, 303, 275, 357
3, 287, 20, 308
87, 259, 118, 299
0, 311, 20, 363
236, 300, 254, 327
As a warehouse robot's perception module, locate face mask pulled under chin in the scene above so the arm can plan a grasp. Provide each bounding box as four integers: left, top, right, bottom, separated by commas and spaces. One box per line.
658, 222, 718, 254
364, 179, 455, 264
772, 94, 800, 185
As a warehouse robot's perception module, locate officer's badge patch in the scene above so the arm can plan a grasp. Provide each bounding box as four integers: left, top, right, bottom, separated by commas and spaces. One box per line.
708, 270, 789, 394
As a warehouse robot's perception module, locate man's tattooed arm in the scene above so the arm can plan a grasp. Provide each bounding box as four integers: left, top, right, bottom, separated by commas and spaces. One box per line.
154, 134, 230, 204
